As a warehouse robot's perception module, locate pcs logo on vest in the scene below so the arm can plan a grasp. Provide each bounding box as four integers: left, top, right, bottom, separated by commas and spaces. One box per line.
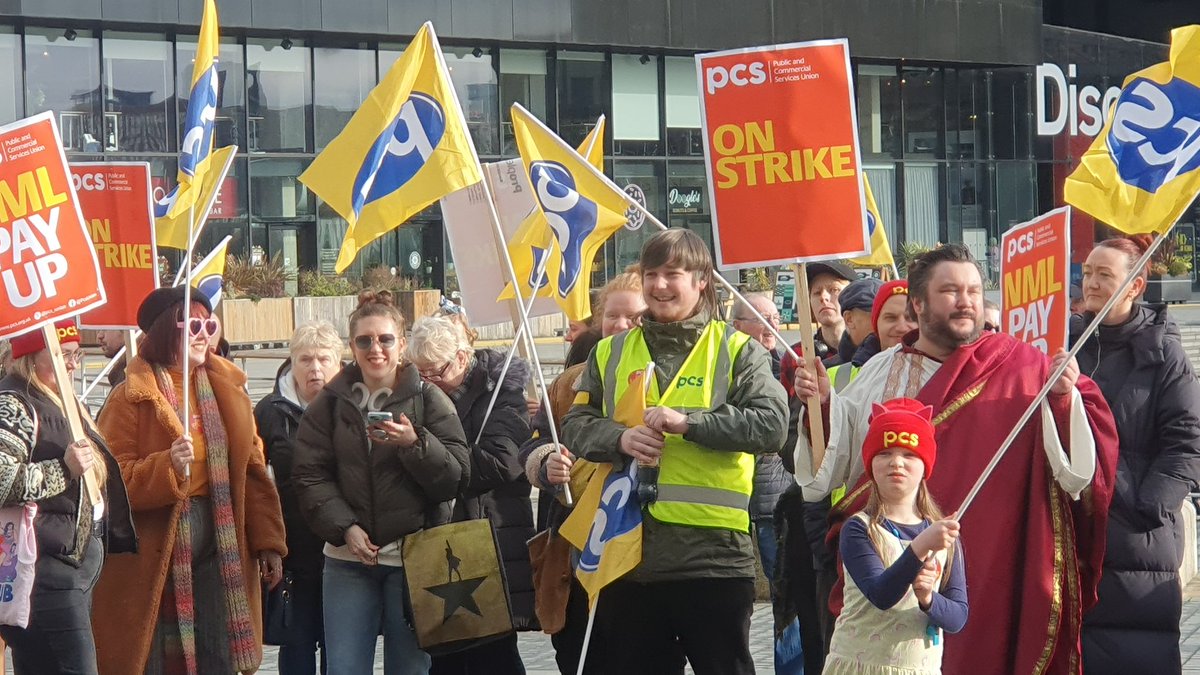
675, 375, 705, 388
529, 161, 598, 296
351, 93, 447, 218
1106, 77, 1200, 193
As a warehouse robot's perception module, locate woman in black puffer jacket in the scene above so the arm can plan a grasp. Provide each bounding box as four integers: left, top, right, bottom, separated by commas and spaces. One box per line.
1076, 238, 1200, 675
408, 316, 534, 675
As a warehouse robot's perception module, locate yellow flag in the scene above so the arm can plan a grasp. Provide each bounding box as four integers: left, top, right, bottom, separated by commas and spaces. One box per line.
847, 175, 895, 268
300, 22, 482, 272
498, 108, 626, 321
156, 0, 220, 221
559, 364, 650, 606
155, 145, 237, 250
188, 234, 231, 310
1065, 25, 1200, 235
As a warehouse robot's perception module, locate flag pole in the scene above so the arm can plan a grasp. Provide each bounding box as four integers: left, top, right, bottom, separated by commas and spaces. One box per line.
431, 29, 570, 504
575, 599, 599, 675
475, 117, 603, 503
956, 230, 1166, 517
180, 200, 196, 480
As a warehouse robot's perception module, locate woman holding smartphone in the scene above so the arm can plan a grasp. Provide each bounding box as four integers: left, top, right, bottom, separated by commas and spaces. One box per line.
293, 290, 471, 675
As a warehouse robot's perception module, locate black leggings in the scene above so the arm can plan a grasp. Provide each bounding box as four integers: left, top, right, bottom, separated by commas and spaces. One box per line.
0, 533, 104, 675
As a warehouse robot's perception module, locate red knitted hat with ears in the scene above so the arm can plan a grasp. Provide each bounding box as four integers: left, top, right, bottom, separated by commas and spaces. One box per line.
871, 280, 909, 336
862, 397, 937, 479
9, 319, 82, 360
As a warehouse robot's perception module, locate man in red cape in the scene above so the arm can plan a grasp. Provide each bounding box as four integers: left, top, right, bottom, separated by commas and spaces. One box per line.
794, 244, 1119, 674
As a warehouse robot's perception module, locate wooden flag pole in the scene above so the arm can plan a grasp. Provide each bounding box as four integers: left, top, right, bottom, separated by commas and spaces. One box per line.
793, 263, 828, 471
42, 325, 103, 507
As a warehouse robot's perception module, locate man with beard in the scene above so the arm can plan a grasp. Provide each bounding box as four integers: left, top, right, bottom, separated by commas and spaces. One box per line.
792, 244, 1119, 675
95, 330, 128, 387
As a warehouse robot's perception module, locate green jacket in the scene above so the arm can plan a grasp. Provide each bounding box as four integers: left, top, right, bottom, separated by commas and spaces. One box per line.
561, 310, 789, 582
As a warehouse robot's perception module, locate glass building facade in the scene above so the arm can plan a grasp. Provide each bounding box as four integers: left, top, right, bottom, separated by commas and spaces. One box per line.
0, 22, 1170, 293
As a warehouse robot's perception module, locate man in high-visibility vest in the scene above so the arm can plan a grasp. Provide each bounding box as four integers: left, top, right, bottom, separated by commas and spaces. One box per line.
562, 229, 788, 675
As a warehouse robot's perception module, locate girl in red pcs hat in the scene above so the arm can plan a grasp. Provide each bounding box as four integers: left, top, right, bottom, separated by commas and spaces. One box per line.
824, 398, 968, 675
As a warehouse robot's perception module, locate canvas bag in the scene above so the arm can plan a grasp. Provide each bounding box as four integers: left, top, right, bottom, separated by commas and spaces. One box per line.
402, 518, 514, 654
0, 503, 37, 628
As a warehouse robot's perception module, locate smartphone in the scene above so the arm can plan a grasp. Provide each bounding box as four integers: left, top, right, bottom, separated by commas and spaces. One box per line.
366, 411, 393, 425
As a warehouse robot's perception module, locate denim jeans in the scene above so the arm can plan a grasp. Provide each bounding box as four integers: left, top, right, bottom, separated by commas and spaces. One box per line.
323, 557, 430, 675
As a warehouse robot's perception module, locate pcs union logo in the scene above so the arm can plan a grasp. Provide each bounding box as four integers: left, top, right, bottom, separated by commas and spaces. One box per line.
578, 460, 640, 574
179, 64, 220, 179
352, 93, 446, 218
530, 160, 598, 296
1107, 77, 1200, 193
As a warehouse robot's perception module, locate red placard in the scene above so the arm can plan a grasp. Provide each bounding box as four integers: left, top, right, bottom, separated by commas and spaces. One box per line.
1001, 206, 1072, 354
72, 162, 159, 329
0, 113, 106, 341
696, 39, 869, 269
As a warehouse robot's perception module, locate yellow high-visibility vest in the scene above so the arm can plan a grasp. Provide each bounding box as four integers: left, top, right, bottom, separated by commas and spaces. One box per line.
595, 321, 754, 532
826, 362, 862, 506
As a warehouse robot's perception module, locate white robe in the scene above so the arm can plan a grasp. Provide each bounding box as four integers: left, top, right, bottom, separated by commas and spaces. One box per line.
792, 344, 1097, 502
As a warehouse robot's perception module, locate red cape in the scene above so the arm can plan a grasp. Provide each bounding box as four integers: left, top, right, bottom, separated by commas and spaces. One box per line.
828, 332, 1119, 675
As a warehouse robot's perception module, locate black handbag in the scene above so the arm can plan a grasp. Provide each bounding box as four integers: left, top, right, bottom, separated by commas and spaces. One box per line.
262, 571, 295, 646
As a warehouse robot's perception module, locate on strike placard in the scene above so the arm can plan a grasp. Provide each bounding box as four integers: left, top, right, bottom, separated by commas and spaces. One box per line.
0, 113, 106, 341
696, 39, 869, 269
72, 162, 159, 329
1001, 206, 1071, 354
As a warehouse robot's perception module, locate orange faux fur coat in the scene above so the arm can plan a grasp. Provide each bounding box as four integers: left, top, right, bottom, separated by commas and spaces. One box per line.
93, 355, 286, 674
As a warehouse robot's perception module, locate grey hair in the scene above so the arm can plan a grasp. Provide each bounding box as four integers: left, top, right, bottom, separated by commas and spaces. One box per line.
732, 291, 776, 321
290, 321, 344, 357
407, 316, 469, 364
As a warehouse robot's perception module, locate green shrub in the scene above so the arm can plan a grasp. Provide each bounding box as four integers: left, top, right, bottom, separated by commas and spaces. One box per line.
298, 270, 358, 297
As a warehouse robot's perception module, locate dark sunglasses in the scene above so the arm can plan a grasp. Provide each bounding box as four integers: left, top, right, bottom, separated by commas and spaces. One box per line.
354, 334, 398, 350
177, 317, 219, 338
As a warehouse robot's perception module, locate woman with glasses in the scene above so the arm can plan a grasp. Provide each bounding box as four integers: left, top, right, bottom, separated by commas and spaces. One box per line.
407, 316, 533, 675
293, 290, 470, 674
91, 286, 287, 674
0, 320, 135, 675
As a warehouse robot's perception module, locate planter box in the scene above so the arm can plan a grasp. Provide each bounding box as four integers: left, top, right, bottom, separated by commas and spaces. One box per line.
1144, 275, 1192, 304
293, 296, 358, 339
397, 289, 441, 326
218, 298, 295, 345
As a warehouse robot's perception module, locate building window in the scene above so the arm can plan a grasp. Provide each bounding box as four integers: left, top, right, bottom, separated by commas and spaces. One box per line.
26, 28, 101, 152
949, 69, 987, 160
856, 65, 901, 160
314, 46, 375, 151
991, 70, 1033, 160
249, 157, 314, 219
444, 47, 498, 156
864, 165, 899, 250
667, 161, 712, 250
0, 29, 22, 125
500, 49, 550, 155
378, 44, 405, 76
901, 67, 943, 159
177, 37, 245, 150
557, 51, 608, 147
612, 54, 661, 156
903, 162, 942, 246
665, 56, 702, 156
103, 32, 174, 153
611, 159, 665, 274
995, 161, 1036, 232
246, 39, 312, 153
